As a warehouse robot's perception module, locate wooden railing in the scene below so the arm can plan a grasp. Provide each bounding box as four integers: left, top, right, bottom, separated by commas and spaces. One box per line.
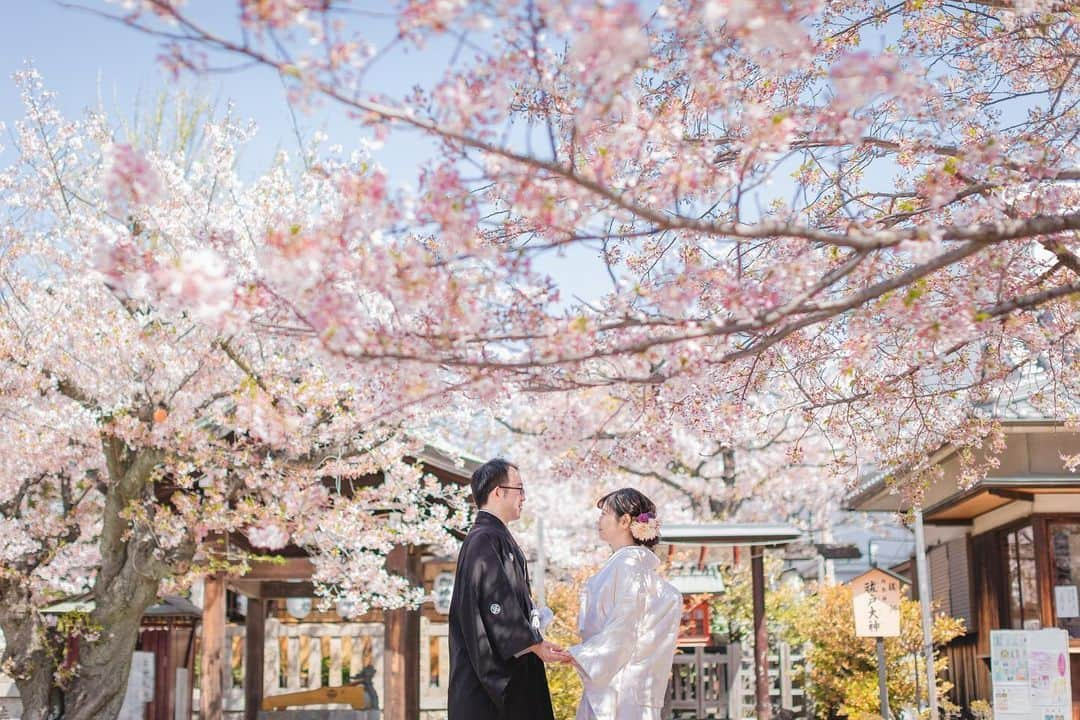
667, 642, 809, 719
734, 642, 809, 718
194, 619, 452, 719
419, 618, 450, 714
667, 645, 739, 718
4, 627, 809, 720
193, 620, 385, 717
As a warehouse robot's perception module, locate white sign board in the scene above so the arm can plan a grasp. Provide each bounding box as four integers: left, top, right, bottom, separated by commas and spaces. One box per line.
991, 629, 1072, 720
851, 568, 903, 637
432, 572, 455, 615
1055, 585, 1079, 619
174, 668, 189, 720
117, 651, 155, 720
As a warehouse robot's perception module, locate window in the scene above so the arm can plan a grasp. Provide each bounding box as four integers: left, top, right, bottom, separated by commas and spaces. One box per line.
1004, 524, 1041, 630
1050, 522, 1080, 639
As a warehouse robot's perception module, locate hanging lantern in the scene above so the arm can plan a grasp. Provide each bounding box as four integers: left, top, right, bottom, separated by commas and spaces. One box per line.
286, 597, 312, 620
336, 598, 357, 619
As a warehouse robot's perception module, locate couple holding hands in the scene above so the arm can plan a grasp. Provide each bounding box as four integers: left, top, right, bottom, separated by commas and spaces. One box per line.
448, 459, 682, 720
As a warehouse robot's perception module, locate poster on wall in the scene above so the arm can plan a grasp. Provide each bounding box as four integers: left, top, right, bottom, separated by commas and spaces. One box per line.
1055, 585, 1079, 618
991, 629, 1071, 720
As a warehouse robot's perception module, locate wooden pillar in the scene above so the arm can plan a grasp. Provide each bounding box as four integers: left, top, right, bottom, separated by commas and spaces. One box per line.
751, 546, 771, 720
244, 597, 267, 720
184, 622, 198, 719
1034, 518, 1055, 630
200, 575, 226, 720
779, 641, 793, 711
384, 545, 421, 720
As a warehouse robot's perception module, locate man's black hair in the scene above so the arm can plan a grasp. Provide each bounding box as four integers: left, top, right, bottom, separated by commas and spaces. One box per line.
471, 458, 518, 507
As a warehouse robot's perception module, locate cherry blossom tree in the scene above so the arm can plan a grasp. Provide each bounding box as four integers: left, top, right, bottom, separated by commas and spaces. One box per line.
0, 71, 472, 719
440, 382, 845, 573
80, 0, 1080, 499
1, 1, 1073, 713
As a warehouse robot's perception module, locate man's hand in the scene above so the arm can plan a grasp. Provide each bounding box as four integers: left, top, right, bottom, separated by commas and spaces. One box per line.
528, 640, 573, 664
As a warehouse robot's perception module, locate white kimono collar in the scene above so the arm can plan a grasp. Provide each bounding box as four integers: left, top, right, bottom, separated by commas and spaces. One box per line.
603, 544, 660, 571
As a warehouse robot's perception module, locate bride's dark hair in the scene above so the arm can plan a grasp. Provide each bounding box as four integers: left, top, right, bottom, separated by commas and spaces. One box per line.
597, 488, 660, 548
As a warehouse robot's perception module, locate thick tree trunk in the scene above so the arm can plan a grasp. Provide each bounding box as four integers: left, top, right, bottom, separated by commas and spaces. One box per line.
63, 573, 161, 720
45, 442, 174, 719
0, 587, 55, 720
1, 549, 164, 720
13, 672, 54, 720
8, 442, 193, 720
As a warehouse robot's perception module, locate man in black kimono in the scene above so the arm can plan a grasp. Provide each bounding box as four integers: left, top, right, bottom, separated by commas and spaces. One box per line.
448, 459, 568, 720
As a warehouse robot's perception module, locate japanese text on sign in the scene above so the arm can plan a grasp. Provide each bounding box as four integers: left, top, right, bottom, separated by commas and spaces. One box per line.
852, 569, 903, 637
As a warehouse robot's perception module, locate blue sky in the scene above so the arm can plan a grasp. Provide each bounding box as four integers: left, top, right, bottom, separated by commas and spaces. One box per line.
0, 3, 921, 311
0, 1, 608, 304
0, 2, 439, 177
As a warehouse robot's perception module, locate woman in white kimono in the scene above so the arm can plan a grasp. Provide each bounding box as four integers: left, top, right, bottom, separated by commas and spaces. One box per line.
569, 488, 682, 720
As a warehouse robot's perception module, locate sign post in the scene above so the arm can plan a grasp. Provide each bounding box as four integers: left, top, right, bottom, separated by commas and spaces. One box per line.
851, 568, 906, 720
876, 636, 888, 719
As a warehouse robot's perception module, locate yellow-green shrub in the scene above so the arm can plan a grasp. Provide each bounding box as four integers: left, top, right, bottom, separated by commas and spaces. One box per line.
795, 583, 965, 719
544, 569, 592, 720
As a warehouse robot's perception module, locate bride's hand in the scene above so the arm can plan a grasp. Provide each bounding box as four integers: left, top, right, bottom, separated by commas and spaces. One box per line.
530, 640, 573, 664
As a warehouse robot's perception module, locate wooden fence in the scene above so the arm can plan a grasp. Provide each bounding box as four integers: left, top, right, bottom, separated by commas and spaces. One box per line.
193, 620, 452, 719
2, 626, 807, 720
193, 620, 385, 718
667, 645, 739, 718
667, 642, 809, 719
419, 617, 450, 717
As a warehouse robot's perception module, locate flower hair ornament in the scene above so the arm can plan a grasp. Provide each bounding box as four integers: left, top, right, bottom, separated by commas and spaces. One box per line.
629, 511, 661, 542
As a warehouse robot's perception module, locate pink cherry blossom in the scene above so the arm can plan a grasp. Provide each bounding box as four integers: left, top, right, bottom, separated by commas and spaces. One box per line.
104, 142, 162, 213
0, 71, 475, 716
245, 521, 291, 550
154, 248, 238, 324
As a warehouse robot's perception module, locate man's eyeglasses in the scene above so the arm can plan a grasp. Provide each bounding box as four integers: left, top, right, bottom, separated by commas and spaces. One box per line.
498, 485, 526, 493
